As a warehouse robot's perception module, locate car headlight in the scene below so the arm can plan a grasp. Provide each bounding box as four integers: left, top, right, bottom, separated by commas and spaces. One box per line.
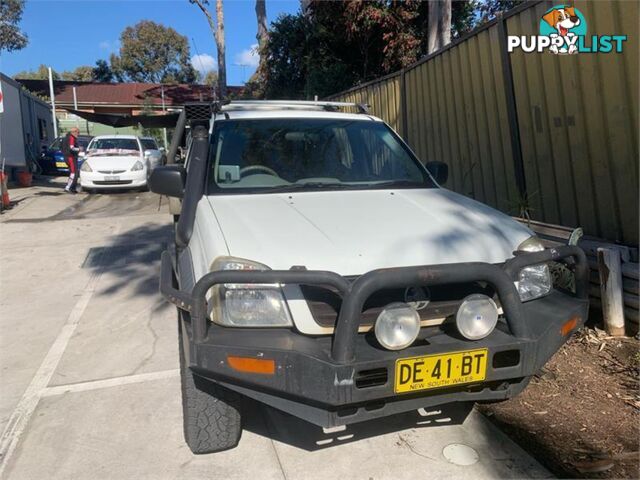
514, 236, 551, 302
209, 257, 292, 327
81, 162, 92, 172
131, 160, 144, 171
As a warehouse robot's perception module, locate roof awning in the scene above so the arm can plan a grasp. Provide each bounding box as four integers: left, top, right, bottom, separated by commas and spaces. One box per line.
65, 109, 181, 128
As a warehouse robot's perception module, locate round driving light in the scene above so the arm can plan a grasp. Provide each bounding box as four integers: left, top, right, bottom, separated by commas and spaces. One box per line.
374, 302, 421, 351
456, 294, 499, 340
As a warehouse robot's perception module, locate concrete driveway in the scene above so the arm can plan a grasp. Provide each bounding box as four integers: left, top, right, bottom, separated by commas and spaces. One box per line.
0, 179, 550, 479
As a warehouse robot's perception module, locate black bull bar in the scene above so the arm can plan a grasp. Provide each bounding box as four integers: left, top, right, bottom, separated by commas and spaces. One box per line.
161, 246, 588, 364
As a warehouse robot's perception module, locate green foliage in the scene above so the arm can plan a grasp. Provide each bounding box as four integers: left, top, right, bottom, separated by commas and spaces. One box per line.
14, 64, 58, 80
0, 0, 28, 53
476, 0, 525, 22
258, 0, 486, 99
201, 70, 218, 86
93, 60, 114, 82
61, 66, 95, 82
109, 20, 197, 83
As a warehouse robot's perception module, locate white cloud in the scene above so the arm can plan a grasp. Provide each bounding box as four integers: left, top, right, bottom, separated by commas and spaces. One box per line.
191, 54, 217, 76
99, 41, 111, 50
234, 44, 259, 68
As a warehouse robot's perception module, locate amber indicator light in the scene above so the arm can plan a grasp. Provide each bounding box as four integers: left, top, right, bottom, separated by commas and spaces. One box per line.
560, 316, 580, 336
227, 356, 276, 375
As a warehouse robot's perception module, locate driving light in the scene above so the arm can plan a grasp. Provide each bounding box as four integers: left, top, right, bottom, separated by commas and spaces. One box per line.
210, 257, 292, 327
374, 302, 421, 351
456, 294, 498, 340
131, 160, 144, 171
80, 162, 92, 172
515, 236, 552, 302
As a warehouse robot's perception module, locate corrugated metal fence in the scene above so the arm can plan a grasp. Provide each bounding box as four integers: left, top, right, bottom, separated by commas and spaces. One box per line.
328, 0, 639, 245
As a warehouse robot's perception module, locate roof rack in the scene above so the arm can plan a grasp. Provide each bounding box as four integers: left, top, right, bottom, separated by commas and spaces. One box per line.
217, 100, 370, 114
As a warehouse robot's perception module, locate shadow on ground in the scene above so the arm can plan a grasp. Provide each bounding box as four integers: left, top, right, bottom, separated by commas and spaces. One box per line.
84, 222, 174, 299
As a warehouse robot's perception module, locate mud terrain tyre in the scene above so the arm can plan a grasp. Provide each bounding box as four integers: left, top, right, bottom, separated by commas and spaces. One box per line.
178, 320, 242, 453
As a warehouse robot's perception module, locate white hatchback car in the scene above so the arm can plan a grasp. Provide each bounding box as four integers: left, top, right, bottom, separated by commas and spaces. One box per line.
150, 100, 589, 454
80, 135, 150, 192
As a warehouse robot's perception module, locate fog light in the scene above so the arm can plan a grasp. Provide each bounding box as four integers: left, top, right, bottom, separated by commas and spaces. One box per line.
374, 302, 420, 351
456, 294, 499, 340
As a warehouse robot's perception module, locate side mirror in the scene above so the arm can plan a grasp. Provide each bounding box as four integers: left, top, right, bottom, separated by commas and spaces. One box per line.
149, 165, 185, 198
426, 161, 448, 184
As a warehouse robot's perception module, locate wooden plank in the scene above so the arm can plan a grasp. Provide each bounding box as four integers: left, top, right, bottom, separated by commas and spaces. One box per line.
597, 248, 626, 336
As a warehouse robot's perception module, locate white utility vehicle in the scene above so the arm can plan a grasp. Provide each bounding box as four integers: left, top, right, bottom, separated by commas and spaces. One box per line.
80, 135, 150, 192
150, 101, 589, 454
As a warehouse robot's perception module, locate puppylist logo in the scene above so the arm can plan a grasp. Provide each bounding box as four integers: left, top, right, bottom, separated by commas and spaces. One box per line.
508, 5, 627, 55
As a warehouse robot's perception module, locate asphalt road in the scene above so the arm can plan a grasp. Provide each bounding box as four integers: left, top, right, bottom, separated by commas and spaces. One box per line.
0, 179, 551, 479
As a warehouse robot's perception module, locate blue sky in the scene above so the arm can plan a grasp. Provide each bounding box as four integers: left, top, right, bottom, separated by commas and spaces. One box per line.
0, 0, 300, 85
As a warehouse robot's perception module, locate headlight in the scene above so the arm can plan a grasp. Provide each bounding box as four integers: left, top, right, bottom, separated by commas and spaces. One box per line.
515, 236, 552, 302
210, 257, 292, 327
81, 162, 92, 172
456, 294, 499, 340
374, 302, 420, 350
131, 160, 144, 171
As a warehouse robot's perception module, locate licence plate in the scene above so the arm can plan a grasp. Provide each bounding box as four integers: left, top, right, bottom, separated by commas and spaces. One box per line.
55, 162, 67, 168
395, 348, 488, 394
104, 175, 120, 181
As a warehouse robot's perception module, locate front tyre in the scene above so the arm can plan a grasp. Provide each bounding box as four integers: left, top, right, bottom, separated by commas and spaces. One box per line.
178, 318, 242, 454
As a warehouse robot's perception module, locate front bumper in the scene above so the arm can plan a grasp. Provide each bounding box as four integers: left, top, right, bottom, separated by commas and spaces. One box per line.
80, 170, 147, 189
161, 246, 589, 427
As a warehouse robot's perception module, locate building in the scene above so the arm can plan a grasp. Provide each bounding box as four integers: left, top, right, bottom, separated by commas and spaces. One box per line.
0, 73, 54, 171
16, 80, 244, 137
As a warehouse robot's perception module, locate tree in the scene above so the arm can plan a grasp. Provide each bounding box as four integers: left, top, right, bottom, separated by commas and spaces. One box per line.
477, 0, 525, 22
0, 0, 27, 53
255, 0, 268, 69
190, 0, 227, 98
202, 70, 218, 86
426, 0, 452, 54
61, 66, 95, 82
109, 20, 197, 83
93, 60, 114, 82
14, 65, 58, 80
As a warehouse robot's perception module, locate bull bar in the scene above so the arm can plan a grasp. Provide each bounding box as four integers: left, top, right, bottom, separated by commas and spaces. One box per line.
161, 245, 589, 364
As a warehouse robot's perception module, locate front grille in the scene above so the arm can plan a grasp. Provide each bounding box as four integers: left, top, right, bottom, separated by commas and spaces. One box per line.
301, 282, 496, 329
93, 180, 133, 185
97, 170, 126, 174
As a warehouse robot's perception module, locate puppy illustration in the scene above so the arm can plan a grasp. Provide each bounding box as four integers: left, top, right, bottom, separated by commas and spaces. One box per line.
542, 6, 581, 54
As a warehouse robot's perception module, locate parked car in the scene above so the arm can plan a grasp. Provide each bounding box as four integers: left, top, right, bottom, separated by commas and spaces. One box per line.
139, 136, 166, 170
149, 100, 589, 454
80, 135, 150, 192
39, 134, 93, 175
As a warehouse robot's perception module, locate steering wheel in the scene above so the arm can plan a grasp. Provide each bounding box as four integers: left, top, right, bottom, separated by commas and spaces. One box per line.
239, 165, 279, 177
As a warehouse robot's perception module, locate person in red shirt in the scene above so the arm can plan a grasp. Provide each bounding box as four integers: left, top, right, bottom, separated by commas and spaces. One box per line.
61, 127, 81, 193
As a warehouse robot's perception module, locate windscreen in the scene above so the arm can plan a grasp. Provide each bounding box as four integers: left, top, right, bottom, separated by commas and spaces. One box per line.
87, 138, 140, 156
208, 118, 434, 193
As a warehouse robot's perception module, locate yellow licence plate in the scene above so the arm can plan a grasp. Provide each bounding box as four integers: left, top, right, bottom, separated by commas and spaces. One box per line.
55, 162, 67, 168
395, 348, 488, 394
